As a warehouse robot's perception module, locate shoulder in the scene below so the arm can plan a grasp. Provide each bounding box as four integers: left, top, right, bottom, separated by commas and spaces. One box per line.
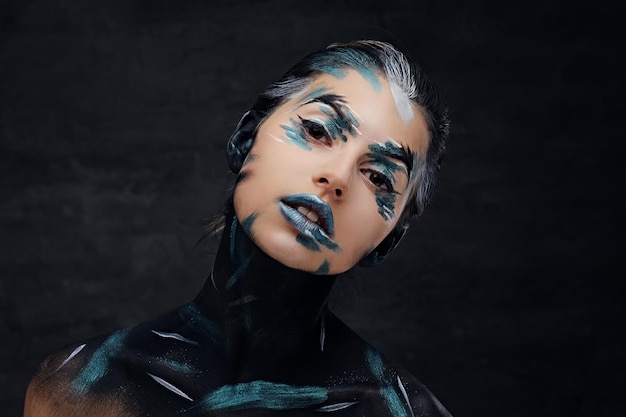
24, 334, 134, 417
322, 313, 453, 417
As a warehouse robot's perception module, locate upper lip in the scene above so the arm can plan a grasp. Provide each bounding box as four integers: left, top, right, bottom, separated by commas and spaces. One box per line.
280, 194, 334, 236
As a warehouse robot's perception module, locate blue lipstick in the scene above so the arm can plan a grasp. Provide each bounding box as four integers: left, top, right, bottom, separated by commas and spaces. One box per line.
278, 194, 339, 252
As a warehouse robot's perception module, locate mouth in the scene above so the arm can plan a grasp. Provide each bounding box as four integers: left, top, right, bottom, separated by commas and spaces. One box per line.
278, 194, 339, 252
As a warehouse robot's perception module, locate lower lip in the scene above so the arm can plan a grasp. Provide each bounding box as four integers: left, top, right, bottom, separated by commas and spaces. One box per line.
278, 202, 339, 252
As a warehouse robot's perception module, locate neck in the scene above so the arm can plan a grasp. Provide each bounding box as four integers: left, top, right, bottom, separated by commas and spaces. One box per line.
194, 212, 339, 380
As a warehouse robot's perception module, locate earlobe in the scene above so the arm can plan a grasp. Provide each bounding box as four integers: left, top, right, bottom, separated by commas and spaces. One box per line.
226, 110, 262, 173
358, 225, 408, 267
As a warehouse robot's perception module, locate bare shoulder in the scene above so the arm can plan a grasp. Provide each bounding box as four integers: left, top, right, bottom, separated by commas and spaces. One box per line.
323, 312, 453, 417
24, 336, 134, 417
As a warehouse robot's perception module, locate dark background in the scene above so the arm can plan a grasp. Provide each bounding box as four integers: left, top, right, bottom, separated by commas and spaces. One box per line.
1, 0, 623, 416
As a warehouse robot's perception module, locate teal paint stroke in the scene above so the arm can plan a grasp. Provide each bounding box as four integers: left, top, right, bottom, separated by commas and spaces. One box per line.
158, 357, 195, 374
192, 380, 328, 411
368, 141, 414, 177
281, 118, 312, 150
226, 255, 251, 289
310, 49, 381, 92
296, 233, 321, 252
180, 303, 227, 352
314, 260, 330, 275
375, 189, 397, 221
303, 86, 329, 102
366, 347, 411, 417
70, 329, 130, 395
241, 213, 258, 236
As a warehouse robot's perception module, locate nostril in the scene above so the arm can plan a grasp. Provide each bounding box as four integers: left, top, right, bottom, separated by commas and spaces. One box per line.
335, 189, 342, 197
319, 177, 329, 184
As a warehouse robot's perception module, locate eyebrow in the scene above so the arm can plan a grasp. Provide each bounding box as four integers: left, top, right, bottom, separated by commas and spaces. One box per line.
367, 141, 415, 176
299, 93, 359, 132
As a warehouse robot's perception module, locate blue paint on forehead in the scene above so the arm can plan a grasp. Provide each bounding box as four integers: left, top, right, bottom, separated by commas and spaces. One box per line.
193, 380, 328, 411
310, 49, 381, 92
71, 329, 130, 395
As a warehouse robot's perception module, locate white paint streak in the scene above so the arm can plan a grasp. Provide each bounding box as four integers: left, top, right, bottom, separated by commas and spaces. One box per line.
397, 375, 416, 417
210, 268, 218, 291
315, 401, 359, 412
55, 343, 86, 372
390, 81, 414, 123
320, 315, 326, 352
151, 330, 200, 346
147, 373, 194, 402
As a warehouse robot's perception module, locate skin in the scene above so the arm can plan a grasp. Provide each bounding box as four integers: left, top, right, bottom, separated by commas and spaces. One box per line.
234, 70, 430, 274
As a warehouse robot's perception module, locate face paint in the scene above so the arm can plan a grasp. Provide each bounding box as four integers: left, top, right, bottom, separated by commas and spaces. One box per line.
233, 70, 430, 274
367, 141, 414, 177
241, 213, 258, 236
280, 118, 312, 150
364, 141, 416, 221
310, 49, 381, 92
314, 260, 330, 275
296, 233, 321, 252
374, 189, 398, 221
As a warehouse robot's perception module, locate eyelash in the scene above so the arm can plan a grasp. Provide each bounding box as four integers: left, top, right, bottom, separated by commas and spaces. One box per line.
362, 169, 397, 194
299, 116, 332, 146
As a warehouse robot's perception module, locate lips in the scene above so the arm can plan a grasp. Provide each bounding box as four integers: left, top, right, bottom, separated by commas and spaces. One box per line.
278, 194, 339, 252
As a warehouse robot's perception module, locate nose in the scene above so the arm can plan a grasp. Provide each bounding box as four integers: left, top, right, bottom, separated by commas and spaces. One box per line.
313, 156, 353, 199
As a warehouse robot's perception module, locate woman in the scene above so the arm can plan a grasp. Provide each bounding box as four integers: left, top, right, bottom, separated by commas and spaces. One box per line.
24, 40, 451, 417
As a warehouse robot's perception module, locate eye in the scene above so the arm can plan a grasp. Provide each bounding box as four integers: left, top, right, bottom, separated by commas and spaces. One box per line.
363, 169, 397, 193
299, 116, 331, 145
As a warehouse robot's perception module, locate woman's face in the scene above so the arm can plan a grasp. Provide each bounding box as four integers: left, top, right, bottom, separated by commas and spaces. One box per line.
233, 69, 430, 274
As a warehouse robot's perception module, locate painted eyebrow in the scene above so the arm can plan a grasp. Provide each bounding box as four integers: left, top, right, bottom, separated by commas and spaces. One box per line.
368, 141, 416, 176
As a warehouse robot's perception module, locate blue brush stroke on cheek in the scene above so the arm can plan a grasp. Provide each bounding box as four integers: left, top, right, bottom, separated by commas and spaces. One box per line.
314, 260, 330, 275
241, 213, 257, 235
192, 380, 328, 411
375, 189, 397, 221
296, 233, 321, 252
281, 118, 312, 150
70, 329, 130, 395
366, 347, 411, 417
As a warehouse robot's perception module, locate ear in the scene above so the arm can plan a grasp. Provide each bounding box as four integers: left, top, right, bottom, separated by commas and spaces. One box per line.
226, 110, 263, 173
358, 224, 408, 267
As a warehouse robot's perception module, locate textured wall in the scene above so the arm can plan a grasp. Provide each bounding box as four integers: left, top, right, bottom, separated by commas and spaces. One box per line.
1, 0, 623, 416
